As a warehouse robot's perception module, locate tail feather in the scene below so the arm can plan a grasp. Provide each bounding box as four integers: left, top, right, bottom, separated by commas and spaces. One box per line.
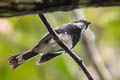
8, 50, 38, 70
36, 53, 62, 65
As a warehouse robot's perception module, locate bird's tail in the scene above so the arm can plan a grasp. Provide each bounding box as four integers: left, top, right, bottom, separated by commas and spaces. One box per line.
36, 53, 62, 65
8, 50, 38, 70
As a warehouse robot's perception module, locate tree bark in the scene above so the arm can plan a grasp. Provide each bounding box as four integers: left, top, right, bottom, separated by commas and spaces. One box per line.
0, 0, 120, 17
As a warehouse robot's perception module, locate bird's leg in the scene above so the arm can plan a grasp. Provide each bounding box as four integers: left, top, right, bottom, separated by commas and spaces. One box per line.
8, 50, 38, 70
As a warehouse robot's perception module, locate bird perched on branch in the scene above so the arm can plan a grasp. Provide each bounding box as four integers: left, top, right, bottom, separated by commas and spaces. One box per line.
8, 20, 91, 70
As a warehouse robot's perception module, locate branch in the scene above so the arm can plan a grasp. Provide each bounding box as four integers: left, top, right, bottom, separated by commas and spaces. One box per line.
73, 9, 113, 80
82, 31, 113, 80
39, 14, 94, 80
0, 0, 120, 17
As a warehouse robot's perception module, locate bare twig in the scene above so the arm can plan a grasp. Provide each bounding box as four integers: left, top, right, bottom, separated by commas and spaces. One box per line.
39, 14, 94, 80
73, 9, 113, 80
82, 32, 113, 80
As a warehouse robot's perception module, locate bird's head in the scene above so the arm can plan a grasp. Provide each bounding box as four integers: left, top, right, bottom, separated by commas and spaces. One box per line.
73, 20, 91, 31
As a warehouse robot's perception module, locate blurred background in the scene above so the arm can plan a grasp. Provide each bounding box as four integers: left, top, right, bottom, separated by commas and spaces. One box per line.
0, 7, 120, 80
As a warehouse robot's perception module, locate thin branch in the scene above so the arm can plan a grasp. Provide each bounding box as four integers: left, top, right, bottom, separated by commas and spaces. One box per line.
82, 32, 113, 80
73, 9, 113, 80
39, 14, 94, 80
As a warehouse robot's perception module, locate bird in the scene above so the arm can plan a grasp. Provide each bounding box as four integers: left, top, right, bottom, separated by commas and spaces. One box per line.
8, 20, 91, 70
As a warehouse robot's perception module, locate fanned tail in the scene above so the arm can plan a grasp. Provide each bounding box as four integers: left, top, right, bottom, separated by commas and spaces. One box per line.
8, 50, 38, 70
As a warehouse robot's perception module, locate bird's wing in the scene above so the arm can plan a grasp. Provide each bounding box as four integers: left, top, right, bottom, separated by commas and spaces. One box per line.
33, 33, 52, 49
33, 28, 64, 49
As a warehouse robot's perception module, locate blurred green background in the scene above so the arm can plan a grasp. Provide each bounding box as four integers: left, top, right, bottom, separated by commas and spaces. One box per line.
0, 7, 120, 80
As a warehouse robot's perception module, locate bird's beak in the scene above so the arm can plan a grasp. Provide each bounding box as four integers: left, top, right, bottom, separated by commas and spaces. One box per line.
87, 22, 91, 26
85, 21, 91, 30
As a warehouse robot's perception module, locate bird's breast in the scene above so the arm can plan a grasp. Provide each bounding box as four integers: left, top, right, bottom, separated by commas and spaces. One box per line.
49, 32, 73, 49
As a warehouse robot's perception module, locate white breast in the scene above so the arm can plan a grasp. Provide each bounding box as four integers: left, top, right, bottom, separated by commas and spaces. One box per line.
50, 32, 72, 48
59, 32, 73, 48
